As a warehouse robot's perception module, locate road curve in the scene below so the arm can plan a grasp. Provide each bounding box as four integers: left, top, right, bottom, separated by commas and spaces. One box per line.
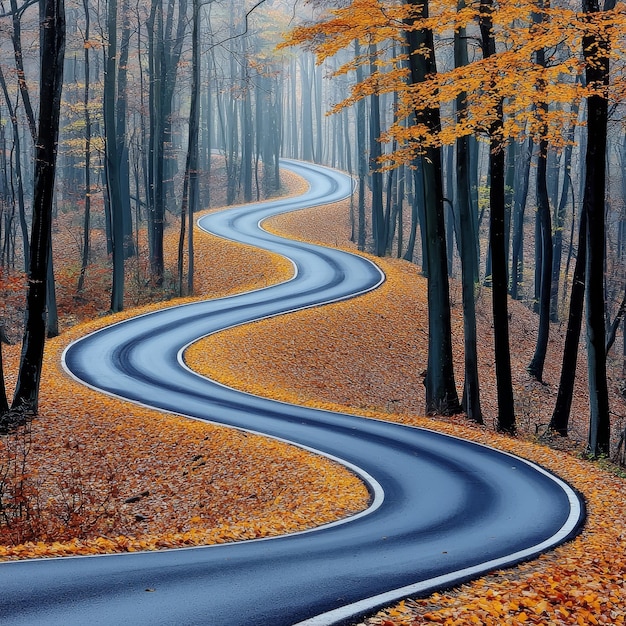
0, 160, 584, 625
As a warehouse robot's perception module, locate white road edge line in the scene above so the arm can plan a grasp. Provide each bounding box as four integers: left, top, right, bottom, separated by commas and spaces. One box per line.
294, 444, 583, 626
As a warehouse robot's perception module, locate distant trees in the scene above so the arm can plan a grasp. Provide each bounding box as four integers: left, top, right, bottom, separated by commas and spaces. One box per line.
0, 0, 284, 421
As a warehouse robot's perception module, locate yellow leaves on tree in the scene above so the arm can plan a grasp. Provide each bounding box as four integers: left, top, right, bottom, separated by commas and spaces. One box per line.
281, 0, 626, 160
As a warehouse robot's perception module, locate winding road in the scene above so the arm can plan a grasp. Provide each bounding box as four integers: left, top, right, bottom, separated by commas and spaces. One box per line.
0, 160, 584, 625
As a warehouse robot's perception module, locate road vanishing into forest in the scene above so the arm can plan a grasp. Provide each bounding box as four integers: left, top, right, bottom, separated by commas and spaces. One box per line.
0, 160, 584, 625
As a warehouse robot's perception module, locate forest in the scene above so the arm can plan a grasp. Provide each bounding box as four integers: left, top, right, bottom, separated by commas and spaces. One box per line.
0, 0, 625, 525
0, 0, 625, 622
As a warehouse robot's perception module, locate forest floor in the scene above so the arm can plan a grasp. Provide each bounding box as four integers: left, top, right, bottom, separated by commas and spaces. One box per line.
0, 169, 625, 624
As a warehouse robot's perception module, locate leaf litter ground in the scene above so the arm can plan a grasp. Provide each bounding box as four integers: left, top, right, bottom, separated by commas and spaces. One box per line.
1, 172, 624, 625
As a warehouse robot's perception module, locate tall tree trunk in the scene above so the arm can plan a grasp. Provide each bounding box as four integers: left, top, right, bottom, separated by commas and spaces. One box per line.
9, 0, 37, 143
550, 212, 587, 436
528, 141, 553, 380
9, 0, 58, 332
583, 0, 612, 456
550, 98, 579, 321
0, 327, 9, 414
454, 1, 482, 423
480, 0, 515, 433
314, 61, 323, 164
510, 137, 533, 300
178, 0, 201, 297
300, 54, 315, 162
528, 29, 553, 382
77, 0, 92, 294
0, 65, 29, 272
403, 156, 422, 263
369, 42, 385, 257
146, 0, 187, 285
12, 0, 65, 413
104, 0, 125, 312
355, 40, 367, 252
116, 0, 134, 259
405, 0, 460, 416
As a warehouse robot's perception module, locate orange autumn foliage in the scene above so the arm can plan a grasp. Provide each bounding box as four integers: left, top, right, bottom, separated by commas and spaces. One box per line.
282, 0, 626, 158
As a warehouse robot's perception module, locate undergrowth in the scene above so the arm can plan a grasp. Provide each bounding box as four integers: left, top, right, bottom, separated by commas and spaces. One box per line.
0, 424, 123, 546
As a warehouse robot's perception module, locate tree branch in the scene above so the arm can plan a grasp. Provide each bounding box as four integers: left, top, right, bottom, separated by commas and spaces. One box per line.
0, 0, 38, 19
206, 0, 267, 51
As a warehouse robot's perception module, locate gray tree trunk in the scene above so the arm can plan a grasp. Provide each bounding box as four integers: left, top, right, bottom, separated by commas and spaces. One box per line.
583, 0, 613, 456
480, 0, 515, 433
454, 5, 482, 423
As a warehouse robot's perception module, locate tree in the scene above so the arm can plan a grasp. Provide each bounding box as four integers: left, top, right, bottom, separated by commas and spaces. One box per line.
509, 137, 532, 301
12, 0, 65, 413
0, 65, 29, 272
369, 42, 386, 257
355, 40, 367, 251
454, 0, 482, 423
7, 0, 60, 338
550, 92, 580, 322
527, 3, 553, 382
283, 0, 461, 415
582, 0, 613, 456
77, 0, 93, 295
146, 0, 188, 285
404, 0, 460, 415
550, 211, 586, 436
479, 0, 516, 433
178, 0, 205, 296
104, 0, 126, 312
0, 325, 10, 414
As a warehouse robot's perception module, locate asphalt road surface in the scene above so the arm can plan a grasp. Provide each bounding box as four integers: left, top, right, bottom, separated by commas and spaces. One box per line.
0, 160, 584, 625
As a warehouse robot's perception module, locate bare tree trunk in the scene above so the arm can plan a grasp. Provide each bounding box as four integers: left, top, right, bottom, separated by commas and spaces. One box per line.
480, 0, 515, 433
551, 91, 580, 321
528, 33, 553, 382
12, 0, 65, 413
77, 0, 92, 294
454, 0, 482, 423
0, 65, 29, 272
583, 0, 613, 456
354, 40, 367, 252
405, 0, 460, 416
178, 0, 201, 297
510, 137, 532, 300
116, 0, 135, 259
0, 326, 9, 414
369, 43, 385, 257
104, 0, 125, 312
550, 212, 586, 436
